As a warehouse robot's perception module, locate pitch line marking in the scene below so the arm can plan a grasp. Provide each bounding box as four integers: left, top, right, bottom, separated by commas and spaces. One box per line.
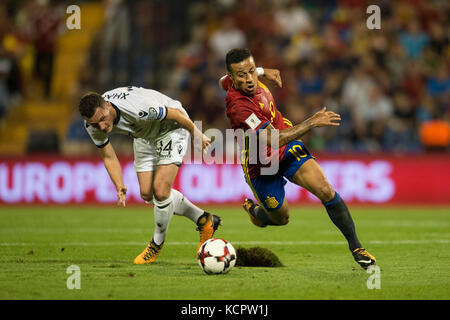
0, 239, 449, 246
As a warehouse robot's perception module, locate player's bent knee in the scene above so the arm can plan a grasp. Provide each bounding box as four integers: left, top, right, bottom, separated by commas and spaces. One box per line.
140, 192, 153, 202
271, 215, 289, 226
278, 215, 289, 225
317, 184, 335, 203
153, 187, 171, 202
269, 209, 289, 226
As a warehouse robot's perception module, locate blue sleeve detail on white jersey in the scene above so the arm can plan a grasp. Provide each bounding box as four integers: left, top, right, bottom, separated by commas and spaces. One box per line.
147, 106, 167, 121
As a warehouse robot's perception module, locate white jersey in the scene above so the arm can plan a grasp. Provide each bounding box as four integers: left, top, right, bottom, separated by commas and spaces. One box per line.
84, 86, 188, 147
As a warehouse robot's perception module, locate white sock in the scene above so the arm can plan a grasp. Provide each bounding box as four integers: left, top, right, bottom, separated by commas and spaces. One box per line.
152, 192, 174, 246
171, 189, 204, 224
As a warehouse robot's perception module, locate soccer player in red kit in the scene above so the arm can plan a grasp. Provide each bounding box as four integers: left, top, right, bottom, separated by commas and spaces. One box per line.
219, 48, 376, 269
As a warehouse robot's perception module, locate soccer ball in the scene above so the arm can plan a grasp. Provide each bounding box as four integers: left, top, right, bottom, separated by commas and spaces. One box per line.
197, 238, 237, 274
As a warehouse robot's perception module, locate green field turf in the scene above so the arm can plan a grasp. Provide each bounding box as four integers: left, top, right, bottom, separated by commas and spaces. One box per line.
0, 205, 449, 300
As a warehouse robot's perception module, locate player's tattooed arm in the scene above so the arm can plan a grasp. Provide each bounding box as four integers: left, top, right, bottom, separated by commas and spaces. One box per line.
98, 142, 127, 207
166, 108, 211, 151
262, 107, 341, 148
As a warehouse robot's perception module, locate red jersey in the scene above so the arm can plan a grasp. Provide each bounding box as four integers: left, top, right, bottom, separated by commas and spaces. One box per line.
222, 76, 293, 178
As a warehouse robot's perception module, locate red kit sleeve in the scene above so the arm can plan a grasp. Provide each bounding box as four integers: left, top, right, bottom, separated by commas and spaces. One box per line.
220, 75, 233, 91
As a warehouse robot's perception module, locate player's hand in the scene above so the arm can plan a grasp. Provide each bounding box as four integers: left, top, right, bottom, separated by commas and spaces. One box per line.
192, 128, 211, 153
308, 107, 341, 128
117, 186, 127, 207
201, 133, 211, 153
263, 68, 282, 88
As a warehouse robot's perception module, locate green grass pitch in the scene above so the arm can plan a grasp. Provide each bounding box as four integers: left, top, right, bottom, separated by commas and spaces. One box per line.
0, 205, 449, 300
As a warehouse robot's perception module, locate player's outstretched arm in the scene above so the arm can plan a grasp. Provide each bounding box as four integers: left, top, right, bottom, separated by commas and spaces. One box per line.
219, 68, 282, 90
262, 107, 341, 148
166, 108, 211, 151
98, 142, 127, 207
261, 68, 282, 88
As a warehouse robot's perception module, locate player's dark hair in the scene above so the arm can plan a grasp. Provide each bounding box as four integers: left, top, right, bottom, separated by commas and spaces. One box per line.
78, 92, 105, 118
226, 48, 252, 72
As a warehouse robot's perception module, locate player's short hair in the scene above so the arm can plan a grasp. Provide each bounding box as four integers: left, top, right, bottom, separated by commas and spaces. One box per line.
78, 92, 105, 118
226, 48, 252, 72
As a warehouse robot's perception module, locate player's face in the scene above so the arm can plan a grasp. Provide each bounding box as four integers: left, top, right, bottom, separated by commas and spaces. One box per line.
84, 103, 115, 134
229, 56, 258, 95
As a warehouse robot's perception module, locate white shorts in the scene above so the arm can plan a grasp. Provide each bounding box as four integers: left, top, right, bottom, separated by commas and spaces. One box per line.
133, 128, 189, 172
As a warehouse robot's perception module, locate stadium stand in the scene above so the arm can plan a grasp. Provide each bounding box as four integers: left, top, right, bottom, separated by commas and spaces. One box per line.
0, 0, 448, 155
0, 1, 103, 155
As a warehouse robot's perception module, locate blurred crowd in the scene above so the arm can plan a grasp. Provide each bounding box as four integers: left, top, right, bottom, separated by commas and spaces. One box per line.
78, 0, 192, 93
166, 0, 449, 153
2, 0, 449, 154
0, 0, 65, 119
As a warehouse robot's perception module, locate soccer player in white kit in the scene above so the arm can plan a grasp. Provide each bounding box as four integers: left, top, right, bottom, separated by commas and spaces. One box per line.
78, 86, 222, 264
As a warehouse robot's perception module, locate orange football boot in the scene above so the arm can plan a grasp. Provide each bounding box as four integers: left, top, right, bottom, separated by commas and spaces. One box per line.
243, 198, 266, 228
133, 238, 163, 264
352, 248, 376, 269
196, 212, 222, 253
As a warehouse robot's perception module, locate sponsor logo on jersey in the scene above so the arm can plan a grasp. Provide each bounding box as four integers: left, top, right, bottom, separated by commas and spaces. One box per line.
103, 92, 130, 100
138, 111, 148, 118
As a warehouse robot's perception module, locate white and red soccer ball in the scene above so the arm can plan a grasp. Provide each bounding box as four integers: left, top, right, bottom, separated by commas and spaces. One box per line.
197, 238, 237, 274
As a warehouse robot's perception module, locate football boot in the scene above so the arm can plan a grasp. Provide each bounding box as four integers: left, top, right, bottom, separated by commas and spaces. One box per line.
196, 212, 222, 253
133, 238, 163, 264
352, 248, 376, 269
243, 198, 266, 228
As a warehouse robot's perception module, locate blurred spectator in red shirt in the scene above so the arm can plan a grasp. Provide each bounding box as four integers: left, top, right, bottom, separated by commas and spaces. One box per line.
29, 0, 62, 99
